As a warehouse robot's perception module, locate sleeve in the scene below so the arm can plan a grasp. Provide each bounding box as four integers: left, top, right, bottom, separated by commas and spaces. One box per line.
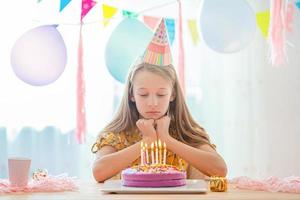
91, 132, 127, 153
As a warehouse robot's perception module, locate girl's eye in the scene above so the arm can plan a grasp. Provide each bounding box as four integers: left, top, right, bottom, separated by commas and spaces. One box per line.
139, 94, 148, 97
157, 94, 167, 97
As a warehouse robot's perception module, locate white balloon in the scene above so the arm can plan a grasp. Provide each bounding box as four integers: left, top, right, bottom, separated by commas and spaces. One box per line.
200, 0, 256, 53
10, 25, 67, 86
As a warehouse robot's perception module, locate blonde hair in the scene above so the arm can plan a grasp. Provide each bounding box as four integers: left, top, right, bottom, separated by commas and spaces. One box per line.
103, 62, 212, 147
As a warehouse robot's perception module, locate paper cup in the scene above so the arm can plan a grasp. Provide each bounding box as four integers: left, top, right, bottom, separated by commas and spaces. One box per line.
8, 157, 31, 187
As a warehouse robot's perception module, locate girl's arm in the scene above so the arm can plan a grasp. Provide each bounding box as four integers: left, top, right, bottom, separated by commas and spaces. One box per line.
93, 119, 157, 182
92, 141, 141, 182
166, 136, 227, 177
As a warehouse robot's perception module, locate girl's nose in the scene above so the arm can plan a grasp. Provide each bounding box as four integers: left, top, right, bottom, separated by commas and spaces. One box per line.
147, 95, 158, 106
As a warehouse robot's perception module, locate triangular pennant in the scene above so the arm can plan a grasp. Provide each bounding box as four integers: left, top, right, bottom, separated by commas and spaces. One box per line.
143, 15, 161, 30
296, 1, 300, 9
81, 0, 97, 21
102, 4, 118, 27
122, 10, 138, 18
60, 0, 72, 12
165, 18, 175, 45
256, 11, 270, 38
187, 19, 200, 45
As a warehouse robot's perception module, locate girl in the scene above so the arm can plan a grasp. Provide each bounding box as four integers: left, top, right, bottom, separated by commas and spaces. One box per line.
91, 61, 227, 182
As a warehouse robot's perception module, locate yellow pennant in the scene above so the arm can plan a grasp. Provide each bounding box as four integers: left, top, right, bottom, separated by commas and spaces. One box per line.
256, 11, 270, 38
187, 19, 200, 45
102, 4, 118, 27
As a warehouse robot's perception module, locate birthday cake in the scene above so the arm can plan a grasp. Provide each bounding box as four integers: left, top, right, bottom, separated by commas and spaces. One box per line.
121, 140, 186, 187
121, 164, 186, 187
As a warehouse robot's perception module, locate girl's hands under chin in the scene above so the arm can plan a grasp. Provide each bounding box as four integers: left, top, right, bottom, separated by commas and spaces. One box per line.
136, 119, 157, 145
155, 115, 171, 143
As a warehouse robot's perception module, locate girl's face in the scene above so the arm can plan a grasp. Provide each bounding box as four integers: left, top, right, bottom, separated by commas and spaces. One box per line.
131, 70, 174, 120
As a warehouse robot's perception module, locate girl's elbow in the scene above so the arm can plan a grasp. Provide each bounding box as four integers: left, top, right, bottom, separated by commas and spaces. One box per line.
217, 165, 227, 177
92, 162, 109, 182
208, 162, 227, 177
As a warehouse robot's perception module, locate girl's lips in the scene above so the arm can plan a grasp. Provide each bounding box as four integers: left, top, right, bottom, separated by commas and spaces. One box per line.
146, 111, 160, 114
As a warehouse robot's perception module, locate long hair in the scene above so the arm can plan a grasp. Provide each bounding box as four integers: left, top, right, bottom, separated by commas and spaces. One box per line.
103, 62, 212, 147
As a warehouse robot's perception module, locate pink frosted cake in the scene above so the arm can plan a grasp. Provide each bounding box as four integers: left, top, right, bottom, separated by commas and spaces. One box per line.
121, 164, 186, 187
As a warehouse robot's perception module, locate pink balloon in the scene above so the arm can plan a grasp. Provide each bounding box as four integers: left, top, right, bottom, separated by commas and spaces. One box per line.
10, 25, 67, 86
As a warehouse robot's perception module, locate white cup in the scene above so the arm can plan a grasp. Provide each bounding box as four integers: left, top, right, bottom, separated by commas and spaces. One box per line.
8, 157, 31, 187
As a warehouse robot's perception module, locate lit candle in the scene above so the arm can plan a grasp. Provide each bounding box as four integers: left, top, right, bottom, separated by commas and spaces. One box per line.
145, 143, 149, 165
155, 141, 158, 164
163, 142, 167, 165
159, 139, 162, 164
142, 146, 146, 165
151, 142, 154, 165
140, 142, 144, 166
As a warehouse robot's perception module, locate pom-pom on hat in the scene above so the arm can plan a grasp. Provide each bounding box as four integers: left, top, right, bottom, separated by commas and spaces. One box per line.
142, 18, 172, 66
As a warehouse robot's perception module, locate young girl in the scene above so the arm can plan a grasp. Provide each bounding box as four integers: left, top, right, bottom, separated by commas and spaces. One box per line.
91, 20, 227, 182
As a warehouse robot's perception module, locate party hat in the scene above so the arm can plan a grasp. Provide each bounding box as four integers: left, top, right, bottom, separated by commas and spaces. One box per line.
142, 18, 172, 66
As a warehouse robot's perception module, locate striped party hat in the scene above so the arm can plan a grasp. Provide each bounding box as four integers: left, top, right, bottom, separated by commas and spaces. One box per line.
142, 18, 172, 66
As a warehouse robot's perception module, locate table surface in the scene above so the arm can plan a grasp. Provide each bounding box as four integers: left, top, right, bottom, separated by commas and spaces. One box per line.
1, 181, 300, 200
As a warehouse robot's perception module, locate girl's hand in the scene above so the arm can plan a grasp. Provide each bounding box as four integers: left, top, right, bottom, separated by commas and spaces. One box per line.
156, 115, 171, 143
136, 119, 157, 145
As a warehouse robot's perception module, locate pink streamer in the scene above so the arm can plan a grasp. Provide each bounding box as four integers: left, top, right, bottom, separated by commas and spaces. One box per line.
269, 0, 285, 66
178, 0, 185, 94
268, 0, 294, 66
0, 174, 78, 194
231, 176, 300, 194
285, 2, 295, 32
76, 24, 86, 144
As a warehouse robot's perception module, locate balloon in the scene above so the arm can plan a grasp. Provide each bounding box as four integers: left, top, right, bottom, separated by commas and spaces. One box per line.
199, 0, 256, 53
105, 18, 153, 83
11, 25, 67, 86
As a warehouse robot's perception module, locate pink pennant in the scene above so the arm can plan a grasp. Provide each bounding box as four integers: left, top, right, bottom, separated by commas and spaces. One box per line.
143, 15, 161, 30
81, 0, 97, 21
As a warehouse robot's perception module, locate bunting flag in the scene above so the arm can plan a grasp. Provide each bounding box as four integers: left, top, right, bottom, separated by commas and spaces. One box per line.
81, 0, 97, 21
122, 10, 138, 18
143, 15, 161, 30
60, 0, 72, 12
296, 1, 300, 9
256, 11, 270, 38
165, 18, 175, 45
187, 19, 200, 45
37, 0, 43, 3
178, 0, 185, 94
102, 4, 118, 27
76, 24, 86, 144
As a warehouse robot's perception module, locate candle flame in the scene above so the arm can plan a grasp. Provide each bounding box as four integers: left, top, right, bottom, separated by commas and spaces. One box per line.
158, 139, 162, 149
164, 142, 166, 148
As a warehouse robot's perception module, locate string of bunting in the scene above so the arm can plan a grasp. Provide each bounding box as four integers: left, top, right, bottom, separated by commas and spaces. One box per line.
37, 0, 300, 45
38, 0, 300, 46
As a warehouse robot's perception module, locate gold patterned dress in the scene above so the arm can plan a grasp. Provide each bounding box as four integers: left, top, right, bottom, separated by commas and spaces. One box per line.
91, 129, 190, 179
